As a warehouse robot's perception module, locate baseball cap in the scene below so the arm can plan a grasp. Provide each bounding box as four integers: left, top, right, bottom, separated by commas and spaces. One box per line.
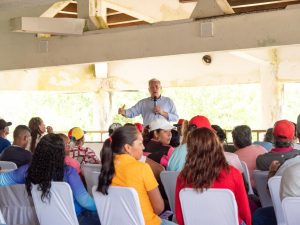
134, 123, 143, 133
0, 119, 12, 130
189, 115, 211, 129
68, 127, 86, 141
174, 119, 185, 127
149, 118, 175, 132
273, 120, 294, 141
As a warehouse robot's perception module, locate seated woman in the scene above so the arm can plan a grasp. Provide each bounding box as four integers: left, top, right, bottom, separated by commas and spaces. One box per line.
144, 118, 174, 167
97, 126, 176, 225
0, 134, 100, 225
175, 128, 251, 225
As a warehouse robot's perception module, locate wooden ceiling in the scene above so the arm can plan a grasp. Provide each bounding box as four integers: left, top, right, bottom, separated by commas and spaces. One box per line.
53, 2, 149, 28
180, 0, 300, 13
53, 0, 300, 28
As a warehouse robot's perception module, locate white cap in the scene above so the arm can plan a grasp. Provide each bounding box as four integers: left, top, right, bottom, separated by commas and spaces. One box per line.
149, 118, 175, 132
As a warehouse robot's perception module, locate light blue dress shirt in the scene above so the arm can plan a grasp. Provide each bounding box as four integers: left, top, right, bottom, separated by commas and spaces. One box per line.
125, 96, 179, 125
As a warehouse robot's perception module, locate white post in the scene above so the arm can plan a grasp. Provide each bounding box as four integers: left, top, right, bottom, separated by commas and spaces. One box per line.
260, 49, 283, 129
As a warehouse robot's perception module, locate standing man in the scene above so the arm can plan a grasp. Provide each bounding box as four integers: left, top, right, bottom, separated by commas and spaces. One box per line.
0, 119, 12, 154
118, 78, 179, 125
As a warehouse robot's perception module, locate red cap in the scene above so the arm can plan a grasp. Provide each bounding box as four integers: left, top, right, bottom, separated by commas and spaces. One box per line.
273, 120, 294, 141
177, 119, 184, 125
134, 123, 143, 133
189, 115, 211, 129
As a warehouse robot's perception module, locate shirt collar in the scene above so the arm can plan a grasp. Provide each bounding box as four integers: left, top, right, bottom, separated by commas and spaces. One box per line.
150, 95, 162, 101
271, 146, 294, 153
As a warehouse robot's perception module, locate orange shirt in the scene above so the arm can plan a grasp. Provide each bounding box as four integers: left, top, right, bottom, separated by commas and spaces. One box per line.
112, 154, 161, 225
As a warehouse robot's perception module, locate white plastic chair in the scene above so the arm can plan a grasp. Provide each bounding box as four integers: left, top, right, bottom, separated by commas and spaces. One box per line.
0, 161, 17, 171
0, 208, 5, 225
282, 197, 300, 225
31, 182, 79, 225
81, 163, 101, 195
268, 176, 286, 225
92, 186, 145, 225
0, 184, 39, 225
253, 170, 273, 207
160, 171, 180, 214
240, 161, 254, 195
179, 188, 239, 225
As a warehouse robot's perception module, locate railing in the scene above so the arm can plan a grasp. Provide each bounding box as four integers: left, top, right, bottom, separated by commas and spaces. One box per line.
59, 129, 268, 143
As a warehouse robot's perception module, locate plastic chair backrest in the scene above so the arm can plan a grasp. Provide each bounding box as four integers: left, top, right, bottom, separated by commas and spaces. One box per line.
282, 197, 300, 225
92, 186, 145, 225
0, 184, 39, 225
0, 161, 17, 171
253, 170, 273, 207
31, 182, 79, 225
0, 208, 5, 225
179, 188, 239, 225
268, 176, 286, 225
240, 160, 254, 195
81, 163, 101, 195
160, 170, 180, 213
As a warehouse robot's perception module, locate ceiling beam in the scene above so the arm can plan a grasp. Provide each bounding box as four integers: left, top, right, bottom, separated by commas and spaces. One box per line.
229, 0, 300, 7
2, 7, 300, 70
10, 17, 85, 35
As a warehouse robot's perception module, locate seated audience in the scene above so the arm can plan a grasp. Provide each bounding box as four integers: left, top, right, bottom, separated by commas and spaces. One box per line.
28, 117, 47, 153
57, 133, 81, 174
108, 123, 122, 136
0, 119, 12, 154
167, 115, 211, 171
253, 128, 273, 151
213, 125, 243, 173
256, 120, 300, 171
0, 134, 100, 225
97, 126, 176, 225
0, 125, 32, 167
280, 161, 300, 200
175, 128, 251, 225
232, 125, 267, 186
170, 129, 180, 148
68, 127, 100, 164
144, 118, 174, 167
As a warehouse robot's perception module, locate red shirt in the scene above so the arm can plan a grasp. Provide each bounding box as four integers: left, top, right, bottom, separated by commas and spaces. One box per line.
175, 166, 251, 225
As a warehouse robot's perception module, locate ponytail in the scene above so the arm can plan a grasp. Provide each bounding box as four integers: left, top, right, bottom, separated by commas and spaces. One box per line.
97, 126, 139, 195
97, 139, 115, 194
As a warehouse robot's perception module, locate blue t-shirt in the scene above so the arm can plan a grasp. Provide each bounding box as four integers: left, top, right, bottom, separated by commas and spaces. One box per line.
0, 137, 11, 154
167, 144, 187, 172
0, 164, 96, 215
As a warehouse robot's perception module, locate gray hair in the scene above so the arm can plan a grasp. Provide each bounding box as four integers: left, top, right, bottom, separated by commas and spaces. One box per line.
148, 78, 161, 87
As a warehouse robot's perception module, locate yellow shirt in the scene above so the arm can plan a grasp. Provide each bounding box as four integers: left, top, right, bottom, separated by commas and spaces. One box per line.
112, 154, 161, 225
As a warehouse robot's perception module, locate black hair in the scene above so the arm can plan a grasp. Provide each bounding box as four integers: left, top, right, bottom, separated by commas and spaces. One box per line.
212, 125, 227, 143
274, 139, 293, 148
25, 134, 65, 202
232, 125, 252, 149
264, 128, 273, 143
13, 125, 31, 140
97, 126, 139, 194
170, 129, 180, 147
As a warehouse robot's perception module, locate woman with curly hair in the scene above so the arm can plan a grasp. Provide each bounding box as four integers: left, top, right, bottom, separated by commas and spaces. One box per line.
175, 128, 251, 225
28, 117, 47, 153
0, 133, 100, 225
97, 126, 176, 225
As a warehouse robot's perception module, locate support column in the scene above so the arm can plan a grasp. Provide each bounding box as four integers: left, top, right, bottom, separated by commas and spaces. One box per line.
94, 89, 112, 135
260, 49, 283, 129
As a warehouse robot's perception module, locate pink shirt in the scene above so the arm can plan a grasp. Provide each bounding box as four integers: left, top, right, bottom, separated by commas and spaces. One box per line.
64, 156, 81, 174
235, 144, 267, 186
